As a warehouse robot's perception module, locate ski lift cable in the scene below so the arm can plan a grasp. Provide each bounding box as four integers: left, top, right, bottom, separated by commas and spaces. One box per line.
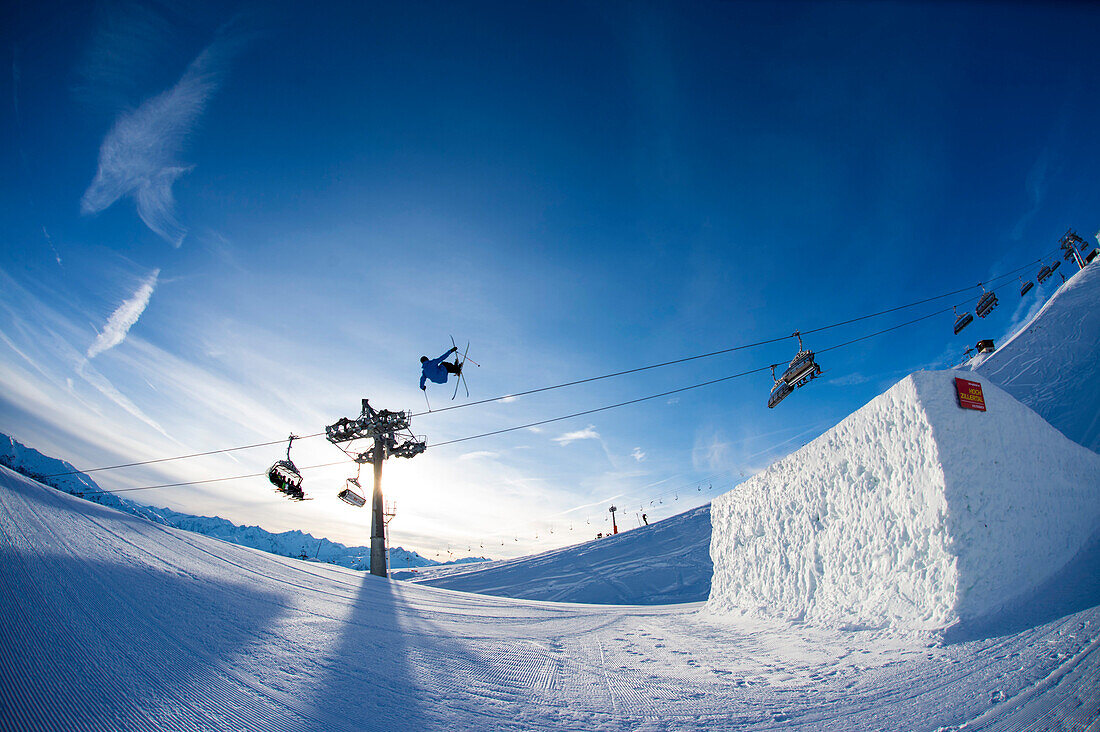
432, 304, 956, 449
45, 252, 1052, 481
39, 431, 328, 479
410, 256, 1047, 419
63, 290, 1008, 498
67, 459, 346, 497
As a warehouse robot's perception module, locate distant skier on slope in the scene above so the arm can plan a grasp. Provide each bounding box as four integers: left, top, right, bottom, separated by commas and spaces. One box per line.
420, 346, 463, 390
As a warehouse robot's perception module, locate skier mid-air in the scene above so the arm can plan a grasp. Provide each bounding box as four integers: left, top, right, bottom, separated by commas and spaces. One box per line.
420, 346, 463, 390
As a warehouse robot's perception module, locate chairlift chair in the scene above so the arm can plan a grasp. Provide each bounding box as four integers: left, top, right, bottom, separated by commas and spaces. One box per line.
952, 307, 973, 335
975, 285, 998, 318
1051, 260, 1061, 273
1019, 277, 1034, 296
780, 332, 820, 386
268, 461, 305, 501
268, 435, 306, 501
338, 477, 367, 507
767, 364, 793, 409
1037, 264, 1053, 283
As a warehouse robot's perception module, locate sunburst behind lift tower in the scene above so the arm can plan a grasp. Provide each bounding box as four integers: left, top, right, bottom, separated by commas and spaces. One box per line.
326, 399, 426, 577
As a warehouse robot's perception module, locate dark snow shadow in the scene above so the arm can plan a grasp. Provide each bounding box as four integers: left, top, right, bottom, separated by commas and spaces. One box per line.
0, 549, 286, 730
301, 575, 435, 732
943, 524, 1100, 644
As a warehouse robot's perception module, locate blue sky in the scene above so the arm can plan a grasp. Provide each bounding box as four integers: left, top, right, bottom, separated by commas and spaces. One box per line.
2, 0, 1099, 560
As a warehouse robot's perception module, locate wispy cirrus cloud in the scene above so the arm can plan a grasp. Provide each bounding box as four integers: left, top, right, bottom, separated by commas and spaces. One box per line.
81, 43, 225, 247
75, 358, 169, 438
630, 447, 646, 462
87, 269, 160, 359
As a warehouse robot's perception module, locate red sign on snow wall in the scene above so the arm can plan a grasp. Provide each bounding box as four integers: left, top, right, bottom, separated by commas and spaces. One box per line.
955, 377, 987, 412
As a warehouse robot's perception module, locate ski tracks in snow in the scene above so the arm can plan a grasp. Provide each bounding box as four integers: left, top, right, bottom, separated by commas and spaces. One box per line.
3, 468, 1099, 731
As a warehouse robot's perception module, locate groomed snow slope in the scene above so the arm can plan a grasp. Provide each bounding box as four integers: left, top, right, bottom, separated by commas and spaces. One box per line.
404, 505, 712, 604
708, 370, 1100, 630
976, 261, 1100, 453
4, 465, 1100, 731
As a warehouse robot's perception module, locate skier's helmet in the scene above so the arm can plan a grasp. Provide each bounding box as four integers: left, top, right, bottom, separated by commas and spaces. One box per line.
420, 356, 428, 363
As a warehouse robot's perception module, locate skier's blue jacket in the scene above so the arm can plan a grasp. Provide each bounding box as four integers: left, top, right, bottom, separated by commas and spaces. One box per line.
420, 347, 457, 389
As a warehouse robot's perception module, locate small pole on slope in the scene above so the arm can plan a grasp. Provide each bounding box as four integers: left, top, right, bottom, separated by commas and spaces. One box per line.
609, 505, 618, 535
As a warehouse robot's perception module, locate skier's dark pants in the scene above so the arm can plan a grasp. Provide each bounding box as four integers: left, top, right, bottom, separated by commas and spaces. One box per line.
444, 361, 462, 375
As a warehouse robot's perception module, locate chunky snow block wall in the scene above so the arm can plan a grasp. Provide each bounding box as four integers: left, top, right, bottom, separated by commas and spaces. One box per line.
707, 370, 1100, 630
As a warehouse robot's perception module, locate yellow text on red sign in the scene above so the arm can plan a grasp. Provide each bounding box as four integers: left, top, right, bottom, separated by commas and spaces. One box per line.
954, 377, 986, 412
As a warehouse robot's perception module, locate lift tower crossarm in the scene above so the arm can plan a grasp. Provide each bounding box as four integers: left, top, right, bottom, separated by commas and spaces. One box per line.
326, 398, 427, 578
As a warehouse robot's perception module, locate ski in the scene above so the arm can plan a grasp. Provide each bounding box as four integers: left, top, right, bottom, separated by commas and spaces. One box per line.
452, 341, 470, 400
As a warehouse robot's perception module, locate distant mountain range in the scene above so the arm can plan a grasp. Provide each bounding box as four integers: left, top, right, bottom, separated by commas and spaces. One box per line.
0, 433, 488, 571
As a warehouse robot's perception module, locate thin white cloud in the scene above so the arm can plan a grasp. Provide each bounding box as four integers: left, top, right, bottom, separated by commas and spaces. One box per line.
828, 372, 872, 387
87, 269, 160, 359
81, 44, 223, 247
1010, 148, 1051, 241
553, 425, 601, 446
459, 451, 499, 461
43, 227, 62, 266
630, 447, 646, 462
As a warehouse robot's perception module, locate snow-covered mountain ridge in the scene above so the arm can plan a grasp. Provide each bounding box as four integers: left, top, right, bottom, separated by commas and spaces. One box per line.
0, 433, 463, 571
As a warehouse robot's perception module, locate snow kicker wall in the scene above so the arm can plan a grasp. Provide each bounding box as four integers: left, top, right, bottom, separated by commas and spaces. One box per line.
707, 370, 1100, 630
